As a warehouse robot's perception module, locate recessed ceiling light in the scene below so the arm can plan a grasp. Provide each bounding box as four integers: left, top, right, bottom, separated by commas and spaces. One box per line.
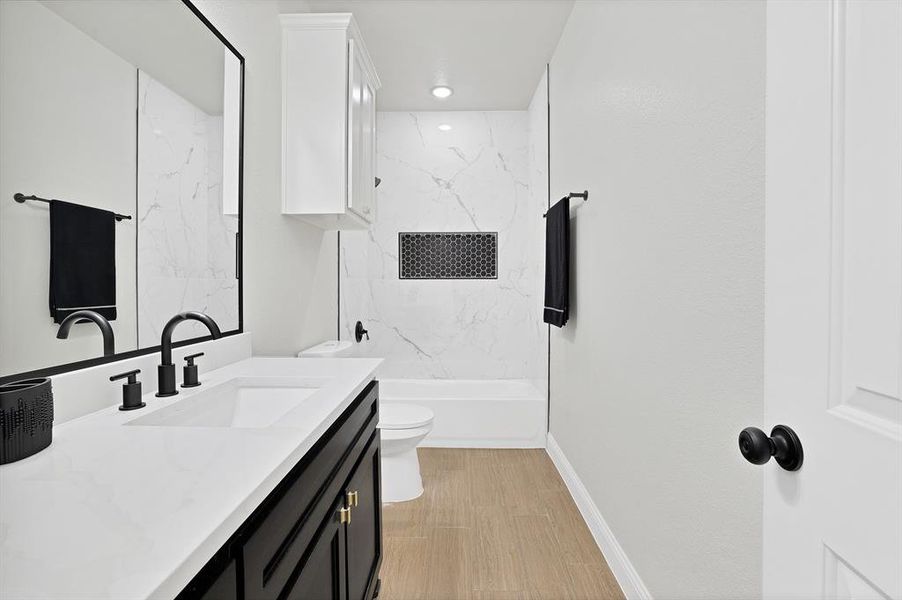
431, 86, 453, 99
438, 124, 453, 132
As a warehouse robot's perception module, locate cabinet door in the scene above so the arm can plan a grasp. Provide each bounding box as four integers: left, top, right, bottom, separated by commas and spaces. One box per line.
346, 38, 376, 222
345, 433, 383, 600
359, 70, 377, 221
283, 496, 348, 600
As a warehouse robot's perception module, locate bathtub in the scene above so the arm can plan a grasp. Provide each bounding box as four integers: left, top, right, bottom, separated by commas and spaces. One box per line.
378, 379, 547, 448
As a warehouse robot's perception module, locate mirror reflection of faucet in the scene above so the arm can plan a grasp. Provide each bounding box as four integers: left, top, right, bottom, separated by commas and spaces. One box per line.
156, 312, 222, 397
56, 310, 115, 357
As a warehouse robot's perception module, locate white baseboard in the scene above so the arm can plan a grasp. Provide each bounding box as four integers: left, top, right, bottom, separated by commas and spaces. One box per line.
545, 433, 652, 600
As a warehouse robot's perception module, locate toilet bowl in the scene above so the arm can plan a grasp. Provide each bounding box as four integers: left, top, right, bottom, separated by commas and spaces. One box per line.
298, 342, 433, 502
379, 403, 434, 503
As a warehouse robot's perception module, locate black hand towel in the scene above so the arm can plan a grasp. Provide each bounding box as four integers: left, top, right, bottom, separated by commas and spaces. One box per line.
49, 200, 117, 324
543, 197, 570, 327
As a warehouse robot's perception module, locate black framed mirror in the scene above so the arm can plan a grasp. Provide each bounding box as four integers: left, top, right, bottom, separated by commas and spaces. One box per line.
0, 0, 244, 384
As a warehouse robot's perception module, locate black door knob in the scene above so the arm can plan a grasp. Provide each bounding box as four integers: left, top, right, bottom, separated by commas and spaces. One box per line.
738, 424, 803, 471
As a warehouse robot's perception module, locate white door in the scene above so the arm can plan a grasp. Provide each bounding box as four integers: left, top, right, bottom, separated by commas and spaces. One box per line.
763, 1, 902, 598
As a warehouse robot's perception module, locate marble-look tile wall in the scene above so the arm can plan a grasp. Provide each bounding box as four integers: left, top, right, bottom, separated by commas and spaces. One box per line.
340, 111, 547, 379
527, 70, 550, 391
137, 71, 239, 345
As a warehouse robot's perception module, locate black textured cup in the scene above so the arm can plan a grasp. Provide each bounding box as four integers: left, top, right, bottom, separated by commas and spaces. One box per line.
0, 378, 54, 465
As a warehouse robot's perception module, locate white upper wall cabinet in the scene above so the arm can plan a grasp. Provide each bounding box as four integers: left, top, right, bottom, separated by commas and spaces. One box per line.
280, 13, 381, 229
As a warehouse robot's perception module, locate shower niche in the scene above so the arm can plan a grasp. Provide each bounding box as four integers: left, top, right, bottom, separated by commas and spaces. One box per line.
399, 232, 498, 280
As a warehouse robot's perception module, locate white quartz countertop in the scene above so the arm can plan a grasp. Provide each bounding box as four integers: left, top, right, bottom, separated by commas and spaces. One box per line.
0, 357, 381, 600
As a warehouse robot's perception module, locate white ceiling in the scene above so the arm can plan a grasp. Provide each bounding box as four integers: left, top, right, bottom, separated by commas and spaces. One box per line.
280, 0, 574, 111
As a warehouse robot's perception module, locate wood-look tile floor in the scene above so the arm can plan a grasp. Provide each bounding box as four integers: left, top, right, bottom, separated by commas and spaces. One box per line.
379, 449, 624, 600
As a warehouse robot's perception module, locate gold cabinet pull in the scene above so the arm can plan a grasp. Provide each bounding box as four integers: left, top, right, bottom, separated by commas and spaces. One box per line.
339, 506, 351, 524
347, 490, 359, 507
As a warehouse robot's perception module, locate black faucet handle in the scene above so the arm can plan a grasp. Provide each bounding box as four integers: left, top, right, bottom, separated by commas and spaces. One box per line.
181, 353, 204, 389
110, 369, 140, 384
184, 352, 205, 365
111, 369, 145, 411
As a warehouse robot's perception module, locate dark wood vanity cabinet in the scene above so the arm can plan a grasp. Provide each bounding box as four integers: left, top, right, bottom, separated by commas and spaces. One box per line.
179, 380, 382, 600
344, 436, 383, 600
284, 436, 382, 600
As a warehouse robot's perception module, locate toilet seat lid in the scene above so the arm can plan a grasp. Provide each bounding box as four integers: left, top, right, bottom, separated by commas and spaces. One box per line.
379, 403, 434, 430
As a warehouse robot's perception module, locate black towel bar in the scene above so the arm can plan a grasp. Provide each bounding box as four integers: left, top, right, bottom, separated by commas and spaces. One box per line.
14, 193, 132, 222
543, 190, 588, 218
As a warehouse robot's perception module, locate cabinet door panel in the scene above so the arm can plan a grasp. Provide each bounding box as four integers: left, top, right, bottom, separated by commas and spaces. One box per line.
345, 433, 382, 600
346, 38, 363, 219
346, 39, 375, 222
283, 497, 348, 600
359, 73, 376, 221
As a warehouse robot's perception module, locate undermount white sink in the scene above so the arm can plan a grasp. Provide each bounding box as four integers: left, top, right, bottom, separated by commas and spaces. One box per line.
126, 376, 328, 429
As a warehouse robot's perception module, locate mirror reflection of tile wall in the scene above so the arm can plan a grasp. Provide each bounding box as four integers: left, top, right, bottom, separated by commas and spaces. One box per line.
0, 0, 241, 378
137, 71, 239, 346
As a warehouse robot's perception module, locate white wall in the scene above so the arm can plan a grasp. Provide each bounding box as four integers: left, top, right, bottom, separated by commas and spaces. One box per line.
339, 111, 546, 380
548, 2, 765, 598
0, 0, 137, 376
191, 0, 337, 356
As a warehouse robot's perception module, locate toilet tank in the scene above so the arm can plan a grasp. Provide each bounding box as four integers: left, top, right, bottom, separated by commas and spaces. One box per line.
297, 340, 354, 357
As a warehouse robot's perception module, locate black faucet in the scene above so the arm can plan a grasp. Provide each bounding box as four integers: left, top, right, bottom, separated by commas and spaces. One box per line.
56, 310, 115, 356
156, 311, 222, 397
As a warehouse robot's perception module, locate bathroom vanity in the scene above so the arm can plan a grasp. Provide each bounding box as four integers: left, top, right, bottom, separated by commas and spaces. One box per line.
0, 355, 384, 600
181, 376, 383, 600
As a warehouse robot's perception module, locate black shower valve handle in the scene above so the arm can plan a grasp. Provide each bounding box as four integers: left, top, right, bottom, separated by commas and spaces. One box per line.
355, 321, 369, 343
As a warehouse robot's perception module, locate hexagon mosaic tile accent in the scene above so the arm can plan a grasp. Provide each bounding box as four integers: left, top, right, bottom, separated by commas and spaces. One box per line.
399, 232, 498, 279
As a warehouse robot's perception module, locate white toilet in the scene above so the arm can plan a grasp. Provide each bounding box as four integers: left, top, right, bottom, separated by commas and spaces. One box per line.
297, 340, 353, 357
378, 403, 434, 503
297, 341, 434, 503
